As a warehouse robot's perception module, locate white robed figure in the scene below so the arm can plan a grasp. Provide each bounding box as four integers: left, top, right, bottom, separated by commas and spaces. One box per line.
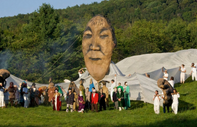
153, 90, 160, 114
171, 89, 180, 114
0, 88, 5, 107
110, 75, 116, 101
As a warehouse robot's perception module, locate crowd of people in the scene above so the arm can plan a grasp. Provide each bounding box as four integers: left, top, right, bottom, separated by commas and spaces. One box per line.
0, 81, 39, 108
61, 78, 131, 113
0, 63, 196, 115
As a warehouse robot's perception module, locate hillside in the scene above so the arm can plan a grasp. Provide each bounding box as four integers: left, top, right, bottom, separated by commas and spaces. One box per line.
0, 79, 196, 126
0, 0, 197, 83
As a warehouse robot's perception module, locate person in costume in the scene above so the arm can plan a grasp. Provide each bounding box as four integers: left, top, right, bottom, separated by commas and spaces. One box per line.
171, 89, 180, 114
98, 88, 106, 111
91, 88, 99, 112
14, 85, 19, 106
22, 82, 28, 108
78, 80, 85, 113
124, 82, 130, 110
179, 64, 186, 84
52, 89, 61, 111
78, 68, 85, 78
110, 75, 116, 101
101, 81, 109, 107
73, 89, 78, 111
117, 83, 124, 92
0, 83, 6, 108
117, 88, 124, 111
168, 77, 174, 88
66, 88, 74, 112
112, 87, 118, 110
190, 63, 197, 81
78, 90, 85, 113
48, 80, 56, 106
89, 79, 94, 93
153, 90, 161, 114
162, 67, 169, 80
8, 82, 15, 106
85, 87, 91, 110
30, 83, 39, 106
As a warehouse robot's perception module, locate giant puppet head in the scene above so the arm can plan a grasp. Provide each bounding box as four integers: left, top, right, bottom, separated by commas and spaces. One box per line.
82, 15, 116, 81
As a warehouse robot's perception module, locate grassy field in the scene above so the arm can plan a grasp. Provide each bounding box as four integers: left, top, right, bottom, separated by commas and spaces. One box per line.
0, 78, 197, 127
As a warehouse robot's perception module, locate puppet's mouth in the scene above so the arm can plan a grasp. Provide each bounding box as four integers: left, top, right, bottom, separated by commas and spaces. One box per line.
89, 57, 101, 61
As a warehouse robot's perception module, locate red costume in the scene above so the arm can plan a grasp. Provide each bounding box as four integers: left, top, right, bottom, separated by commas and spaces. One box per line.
91, 93, 99, 112
52, 93, 61, 111
91, 93, 99, 104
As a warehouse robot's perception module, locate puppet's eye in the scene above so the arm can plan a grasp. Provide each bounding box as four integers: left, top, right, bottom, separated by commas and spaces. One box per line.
100, 35, 108, 39
84, 34, 92, 39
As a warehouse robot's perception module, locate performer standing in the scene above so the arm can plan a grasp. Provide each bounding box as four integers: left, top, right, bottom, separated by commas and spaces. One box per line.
117, 88, 124, 111
98, 88, 106, 111
162, 67, 169, 80
110, 75, 116, 101
52, 89, 61, 111
153, 90, 161, 114
0, 83, 6, 108
8, 82, 15, 107
91, 88, 99, 112
66, 88, 74, 112
179, 64, 186, 84
124, 82, 130, 110
171, 89, 180, 114
112, 87, 118, 110
190, 63, 197, 81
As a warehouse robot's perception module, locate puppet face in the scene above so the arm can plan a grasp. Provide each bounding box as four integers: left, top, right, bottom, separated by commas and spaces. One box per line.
82, 16, 115, 81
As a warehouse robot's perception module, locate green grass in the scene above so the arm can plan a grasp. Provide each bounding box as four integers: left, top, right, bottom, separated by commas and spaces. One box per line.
0, 78, 197, 127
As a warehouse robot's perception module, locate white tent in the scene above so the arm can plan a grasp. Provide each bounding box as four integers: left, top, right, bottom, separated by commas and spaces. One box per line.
127, 73, 163, 106
116, 49, 197, 76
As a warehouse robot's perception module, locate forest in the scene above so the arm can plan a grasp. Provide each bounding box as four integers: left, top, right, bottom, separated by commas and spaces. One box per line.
0, 0, 197, 83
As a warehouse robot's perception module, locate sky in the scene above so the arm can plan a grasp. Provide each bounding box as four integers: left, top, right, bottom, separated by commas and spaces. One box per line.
0, 0, 103, 18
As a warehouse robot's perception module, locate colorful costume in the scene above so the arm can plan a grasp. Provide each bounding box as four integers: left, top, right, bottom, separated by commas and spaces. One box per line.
78, 95, 85, 112
52, 93, 61, 111
91, 92, 99, 112
117, 86, 124, 92
124, 86, 130, 109
117, 88, 124, 111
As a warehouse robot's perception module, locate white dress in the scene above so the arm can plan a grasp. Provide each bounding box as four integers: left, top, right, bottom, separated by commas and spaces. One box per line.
153, 95, 160, 114
191, 67, 197, 81
110, 76, 117, 101
0, 89, 5, 107
55, 95, 57, 110
180, 67, 186, 82
172, 93, 180, 114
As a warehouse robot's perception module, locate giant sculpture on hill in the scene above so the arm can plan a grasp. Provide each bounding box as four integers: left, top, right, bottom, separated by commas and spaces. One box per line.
82, 15, 116, 81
